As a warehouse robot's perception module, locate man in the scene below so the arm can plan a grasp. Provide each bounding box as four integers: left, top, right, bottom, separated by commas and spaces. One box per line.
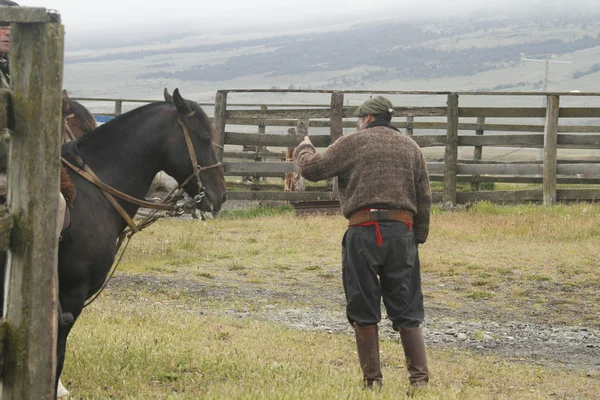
0, 0, 18, 89
294, 96, 431, 392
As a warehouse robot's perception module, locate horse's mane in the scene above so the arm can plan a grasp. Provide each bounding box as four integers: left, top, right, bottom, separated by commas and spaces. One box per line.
66, 99, 97, 134
62, 100, 215, 162
76, 102, 167, 145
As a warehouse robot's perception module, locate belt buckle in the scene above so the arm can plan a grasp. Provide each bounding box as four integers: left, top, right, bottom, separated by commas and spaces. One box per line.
368, 208, 387, 221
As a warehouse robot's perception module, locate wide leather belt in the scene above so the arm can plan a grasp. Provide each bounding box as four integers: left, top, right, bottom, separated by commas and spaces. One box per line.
348, 208, 413, 226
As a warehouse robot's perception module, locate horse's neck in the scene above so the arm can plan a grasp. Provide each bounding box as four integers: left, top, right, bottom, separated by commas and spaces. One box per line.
78, 119, 167, 202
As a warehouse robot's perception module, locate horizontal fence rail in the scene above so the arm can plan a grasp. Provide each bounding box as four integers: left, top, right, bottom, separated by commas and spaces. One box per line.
73, 90, 600, 206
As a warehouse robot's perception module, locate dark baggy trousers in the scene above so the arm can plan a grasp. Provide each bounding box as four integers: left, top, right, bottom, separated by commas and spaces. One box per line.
342, 221, 424, 331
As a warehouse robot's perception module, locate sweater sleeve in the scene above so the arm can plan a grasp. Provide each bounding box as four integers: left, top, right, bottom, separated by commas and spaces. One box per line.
413, 151, 432, 244
293, 136, 353, 182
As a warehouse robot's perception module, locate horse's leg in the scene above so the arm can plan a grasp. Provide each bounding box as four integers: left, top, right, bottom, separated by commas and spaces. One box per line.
55, 286, 87, 400
56, 378, 70, 399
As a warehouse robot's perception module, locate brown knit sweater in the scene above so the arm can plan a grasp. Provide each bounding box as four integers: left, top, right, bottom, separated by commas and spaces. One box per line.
293, 126, 432, 243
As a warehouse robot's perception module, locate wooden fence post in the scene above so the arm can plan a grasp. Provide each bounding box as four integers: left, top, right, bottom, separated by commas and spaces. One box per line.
543, 95, 560, 206
330, 91, 344, 198
114, 100, 123, 116
213, 91, 228, 163
471, 116, 485, 191
252, 104, 267, 187
284, 127, 296, 192
406, 116, 414, 136
443, 93, 459, 205
3, 17, 64, 400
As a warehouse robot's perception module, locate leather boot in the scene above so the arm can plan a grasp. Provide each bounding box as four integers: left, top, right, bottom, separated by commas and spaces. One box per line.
353, 323, 383, 390
400, 327, 429, 392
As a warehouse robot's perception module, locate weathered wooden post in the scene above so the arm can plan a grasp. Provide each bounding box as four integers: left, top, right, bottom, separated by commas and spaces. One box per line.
252, 104, 267, 187
213, 91, 228, 163
285, 127, 296, 192
543, 95, 560, 206
294, 119, 308, 192
406, 116, 414, 136
443, 93, 459, 206
2, 8, 64, 399
471, 116, 485, 191
114, 100, 123, 116
330, 91, 344, 198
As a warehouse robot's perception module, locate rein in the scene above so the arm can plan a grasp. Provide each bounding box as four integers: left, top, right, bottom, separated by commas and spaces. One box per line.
63, 113, 77, 142
61, 112, 222, 308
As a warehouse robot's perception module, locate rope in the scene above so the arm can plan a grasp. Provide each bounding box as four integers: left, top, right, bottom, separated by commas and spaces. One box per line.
83, 232, 132, 308
487, 147, 526, 162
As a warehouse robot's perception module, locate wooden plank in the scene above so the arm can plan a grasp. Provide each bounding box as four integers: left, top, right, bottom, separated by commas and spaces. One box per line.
330, 92, 344, 199
0, 7, 59, 23
456, 189, 600, 203
227, 108, 332, 120
455, 91, 600, 96
222, 89, 453, 95
557, 134, 600, 148
114, 100, 123, 116
3, 20, 63, 400
425, 162, 445, 174
0, 210, 14, 250
472, 116, 485, 191
558, 126, 600, 133
433, 175, 600, 184
225, 162, 296, 174
457, 190, 543, 203
0, 89, 9, 131
406, 116, 414, 136
225, 132, 331, 148
459, 107, 546, 118
224, 150, 286, 160
225, 171, 286, 178
443, 93, 459, 205
226, 191, 334, 201
213, 91, 227, 162
0, 319, 6, 342
459, 123, 543, 133
556, 164, 600, 176
458, 134, 543, 147
343, 106, 447, 118
458, 163, 543, 175
556, 189, 600, 201
413, 135, 446, 148
559, 108, 600, 118
330, 92, 344, 141
543, 95, 560, 206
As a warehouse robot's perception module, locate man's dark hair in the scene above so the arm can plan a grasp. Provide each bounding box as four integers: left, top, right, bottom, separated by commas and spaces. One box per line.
372, 113, 393, 123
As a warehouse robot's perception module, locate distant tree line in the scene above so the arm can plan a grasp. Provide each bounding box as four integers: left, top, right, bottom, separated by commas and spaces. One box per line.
573, 63, 600, 79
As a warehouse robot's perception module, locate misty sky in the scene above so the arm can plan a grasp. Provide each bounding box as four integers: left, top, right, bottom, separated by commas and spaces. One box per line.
17, 0, 521, 34
10, 0, 597, 46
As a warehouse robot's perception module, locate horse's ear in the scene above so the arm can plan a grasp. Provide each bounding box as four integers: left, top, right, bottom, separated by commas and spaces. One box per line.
163, 88, 173, 102
62, 90, 71, 112
172, 88, 192, 115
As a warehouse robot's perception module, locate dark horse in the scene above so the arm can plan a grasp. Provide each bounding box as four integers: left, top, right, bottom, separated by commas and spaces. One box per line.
57, 88, 227, 397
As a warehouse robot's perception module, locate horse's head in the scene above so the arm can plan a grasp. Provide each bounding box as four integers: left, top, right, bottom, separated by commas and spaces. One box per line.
62, 90, 97, 144
163, 88, 227, 216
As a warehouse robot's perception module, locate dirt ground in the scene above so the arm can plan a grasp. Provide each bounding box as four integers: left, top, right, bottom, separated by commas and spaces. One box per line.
106, 273, 600, 373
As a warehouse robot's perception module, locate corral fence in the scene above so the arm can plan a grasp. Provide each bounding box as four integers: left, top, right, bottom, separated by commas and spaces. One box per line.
74, 89, 600, 206
0, 5, 64, 400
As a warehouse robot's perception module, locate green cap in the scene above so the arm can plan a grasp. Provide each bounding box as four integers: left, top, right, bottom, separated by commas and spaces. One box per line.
353, 96, 394, 117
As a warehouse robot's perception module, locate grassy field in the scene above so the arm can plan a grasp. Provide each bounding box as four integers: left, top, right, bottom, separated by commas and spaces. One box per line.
61, 203, 600, 399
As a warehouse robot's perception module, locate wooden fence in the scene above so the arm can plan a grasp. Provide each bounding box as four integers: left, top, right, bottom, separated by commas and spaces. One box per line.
74, 90, 600, 206
0, 6, 64, 399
